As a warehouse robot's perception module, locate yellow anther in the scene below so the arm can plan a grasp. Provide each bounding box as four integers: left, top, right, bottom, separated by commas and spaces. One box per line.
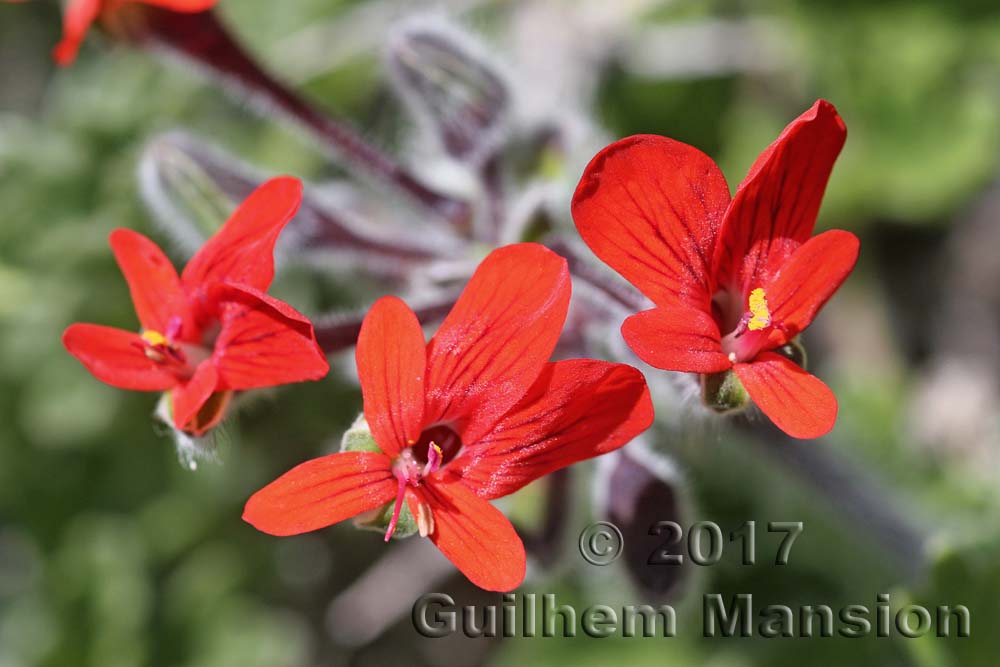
747, 288, 771, 331
431, 443, 443, 458
141, 330, 170, 347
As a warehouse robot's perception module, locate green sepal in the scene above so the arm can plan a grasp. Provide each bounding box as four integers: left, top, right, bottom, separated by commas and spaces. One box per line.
353, 501, 418, 540
701, 368, 750, 414
774, 337, 808, 371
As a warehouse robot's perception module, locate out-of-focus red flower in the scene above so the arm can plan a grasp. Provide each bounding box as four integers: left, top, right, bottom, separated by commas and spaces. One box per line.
7, 0, 217, 65
242, 243, 654, 591
572, 100, 859, 439
63, 177, 329, 436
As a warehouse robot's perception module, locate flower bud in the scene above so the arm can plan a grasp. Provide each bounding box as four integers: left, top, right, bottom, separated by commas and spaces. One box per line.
141, 131, 449, 275
596, 444, 692, 601
386, 19, 510, 164
339, 414, 382, 454
139, 132, 247, 257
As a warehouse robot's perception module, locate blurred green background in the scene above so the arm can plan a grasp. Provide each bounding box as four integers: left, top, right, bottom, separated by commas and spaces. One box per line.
2, 0, 1000, 665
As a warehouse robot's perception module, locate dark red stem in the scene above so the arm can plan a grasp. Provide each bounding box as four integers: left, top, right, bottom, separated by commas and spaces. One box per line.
140, 9, 472, 232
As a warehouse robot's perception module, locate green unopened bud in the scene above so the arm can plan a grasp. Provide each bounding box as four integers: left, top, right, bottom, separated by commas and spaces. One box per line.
701, 369, 750, 413
598, 444, 692, 601
339, 414, 383, 454
139, 131, 252, 257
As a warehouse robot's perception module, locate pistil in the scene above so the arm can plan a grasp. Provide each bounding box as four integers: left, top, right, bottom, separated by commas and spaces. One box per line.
385, 474, 409, 542
423, 442, 443, 476
384, 443, 442, 541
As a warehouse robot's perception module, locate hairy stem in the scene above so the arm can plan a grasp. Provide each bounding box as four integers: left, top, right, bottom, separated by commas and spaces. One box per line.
477, 152, 505, 244
750, 426, 927, 582
546, 237, 648, 312
314, 295, 457, 354
140, 9, 472, 231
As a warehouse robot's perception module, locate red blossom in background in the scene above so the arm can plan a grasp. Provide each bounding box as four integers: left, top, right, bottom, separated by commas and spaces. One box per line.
63, 177, 329, 436
14, 0, 218, 65
243, 243, 654, 591
572, 100, 859, 439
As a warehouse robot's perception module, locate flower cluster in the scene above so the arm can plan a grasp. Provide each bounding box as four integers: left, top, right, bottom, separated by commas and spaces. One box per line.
41, 0, 859, 590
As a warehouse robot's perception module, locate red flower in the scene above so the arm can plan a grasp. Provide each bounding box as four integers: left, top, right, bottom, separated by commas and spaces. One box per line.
37, 0, 217, 65
63, 177, 329, 436
571, 100, 859, 439
243, 244, 654, 591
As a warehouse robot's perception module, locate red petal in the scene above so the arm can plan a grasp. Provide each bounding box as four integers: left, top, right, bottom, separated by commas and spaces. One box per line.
181, 389, 233, 436
210, 283, 329, 390
356, 296, 426, 457
766, 229, 860, 345
108, 229, 184, 333
170, 361, 218, 431
452, 360, 653, 499
53, 0, 100, 66
425, 243, 570, 443
62, 323, 178, 390
417, 478, 526, 591
734, 352, 837, 439
50, 0, 215, 67
571, 134, 732, 310
714, 100, 847, 295
621, 303, 731, 373
140, 0, 217, 10
243, 452, 397, 536
181, 177, 302, 292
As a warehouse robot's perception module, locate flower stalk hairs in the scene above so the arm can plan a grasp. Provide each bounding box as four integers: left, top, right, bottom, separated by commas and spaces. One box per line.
63, 177, 329, 437
243, 244, 654, 591
572, 100, 859, 439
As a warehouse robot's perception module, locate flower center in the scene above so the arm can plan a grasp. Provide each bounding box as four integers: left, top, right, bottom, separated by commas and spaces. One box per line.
412, 424, 463, 466
384, 424, 463, 542
136, 315, 211, 378
719, 287, 782, 363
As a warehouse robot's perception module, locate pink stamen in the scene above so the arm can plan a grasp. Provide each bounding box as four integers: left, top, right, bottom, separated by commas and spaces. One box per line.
384, 473, 408, 542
